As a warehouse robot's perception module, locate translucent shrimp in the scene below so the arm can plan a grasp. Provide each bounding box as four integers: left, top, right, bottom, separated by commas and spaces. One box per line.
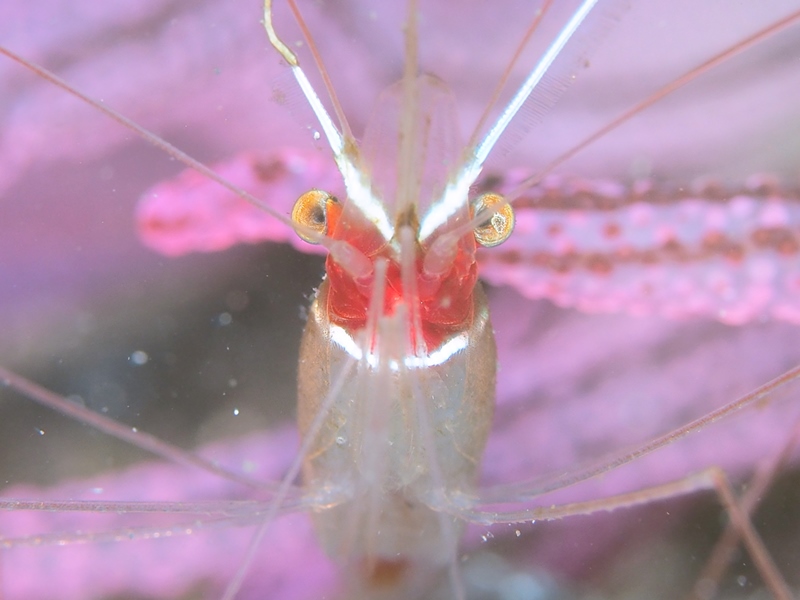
1, 1, 800, 599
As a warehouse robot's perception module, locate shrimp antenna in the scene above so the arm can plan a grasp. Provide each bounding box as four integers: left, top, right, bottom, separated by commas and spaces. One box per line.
420, 0, 621, 240
284, 0, 354, 141
0, 367, 276, 491
470, 0, 626, 170
264, 0, 393, 242
0, 45, 334, 248
466, 0, 554, 151
0, 42, 380, 282
505, 6, 800, 203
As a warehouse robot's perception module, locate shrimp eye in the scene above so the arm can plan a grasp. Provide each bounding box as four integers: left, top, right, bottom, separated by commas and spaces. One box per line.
292, 189, 337, 244
472, 192, 515, 248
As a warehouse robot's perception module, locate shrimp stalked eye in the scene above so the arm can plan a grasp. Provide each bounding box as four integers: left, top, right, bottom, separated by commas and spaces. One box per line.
291, 189, 339, 243
472, 192, 515, 248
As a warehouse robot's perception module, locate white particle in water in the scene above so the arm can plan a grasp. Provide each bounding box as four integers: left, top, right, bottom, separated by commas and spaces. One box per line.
233, 408, 240, 416
129, 350, 149, 365
218, 312, 233, 326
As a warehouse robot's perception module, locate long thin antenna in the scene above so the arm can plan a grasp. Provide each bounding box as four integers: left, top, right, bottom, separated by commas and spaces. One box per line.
466, 0, 555, 151
263, 1, 344, 157
264, 0, 393, 241
471, 0, 601, 169
419, 0, 610, 240
220, 353, 359, 600
285, 0, 354, 140
505, 7, 800, 203
477, 363, 800, 504
0, 45, 327, 246
0, 31, 387, 280
0, 367, 275, 492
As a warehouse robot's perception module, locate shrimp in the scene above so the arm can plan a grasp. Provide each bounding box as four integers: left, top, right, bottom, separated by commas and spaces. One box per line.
1, 0, 800, 598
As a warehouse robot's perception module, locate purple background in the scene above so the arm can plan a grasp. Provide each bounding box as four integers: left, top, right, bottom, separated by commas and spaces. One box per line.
2, 1, 800, 598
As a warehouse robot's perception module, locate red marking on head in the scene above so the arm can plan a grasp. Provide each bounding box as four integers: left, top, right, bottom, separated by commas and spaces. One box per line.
323, 200, 478, 350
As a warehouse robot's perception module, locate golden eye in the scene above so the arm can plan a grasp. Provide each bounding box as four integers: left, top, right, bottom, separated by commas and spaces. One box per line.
472, 193, 514, 248
291, 189, 336, 244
